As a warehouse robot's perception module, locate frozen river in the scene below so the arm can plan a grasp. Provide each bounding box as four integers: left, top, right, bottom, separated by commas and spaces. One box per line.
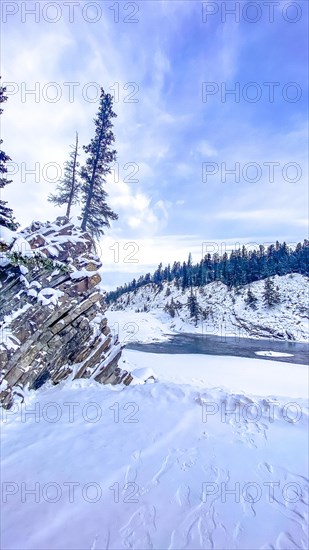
126, 333, 309, 365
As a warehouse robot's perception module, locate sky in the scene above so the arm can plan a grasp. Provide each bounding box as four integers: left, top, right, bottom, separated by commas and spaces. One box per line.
1, 0, 308, 290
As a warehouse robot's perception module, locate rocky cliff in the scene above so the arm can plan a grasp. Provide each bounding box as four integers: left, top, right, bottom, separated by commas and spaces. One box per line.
0, 217, 132, 408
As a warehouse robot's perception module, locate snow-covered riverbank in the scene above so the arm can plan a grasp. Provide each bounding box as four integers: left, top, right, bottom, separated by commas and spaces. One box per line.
1, 350, 308, 550
107, 274, 309, 343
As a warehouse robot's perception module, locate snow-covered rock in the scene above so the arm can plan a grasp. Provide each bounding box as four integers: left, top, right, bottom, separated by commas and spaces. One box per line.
0, 225, 17, 247
37, 287, 64, 306
131, 366, 158, 384
0, 217, 132, 409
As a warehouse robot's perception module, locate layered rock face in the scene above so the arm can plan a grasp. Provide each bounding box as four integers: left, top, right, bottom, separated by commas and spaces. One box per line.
0, 217, 131, 408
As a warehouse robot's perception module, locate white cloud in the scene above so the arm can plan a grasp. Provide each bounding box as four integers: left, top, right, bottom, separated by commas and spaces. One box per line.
1, 0, 306, 293
195, 140, 218, 157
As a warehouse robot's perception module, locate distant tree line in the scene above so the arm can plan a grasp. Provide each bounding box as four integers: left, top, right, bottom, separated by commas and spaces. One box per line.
106, 240, 308, 303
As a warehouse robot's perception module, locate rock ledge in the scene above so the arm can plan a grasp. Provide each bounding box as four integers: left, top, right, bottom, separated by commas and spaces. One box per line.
0, 217, 131, 408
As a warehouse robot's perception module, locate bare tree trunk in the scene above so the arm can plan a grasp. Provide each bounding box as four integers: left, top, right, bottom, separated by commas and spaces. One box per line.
81, 126, 104, 231
66, 132, 79, 218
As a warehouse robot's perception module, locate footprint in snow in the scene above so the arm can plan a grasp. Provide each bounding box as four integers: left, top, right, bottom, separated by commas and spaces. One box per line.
119, 503, 156, 550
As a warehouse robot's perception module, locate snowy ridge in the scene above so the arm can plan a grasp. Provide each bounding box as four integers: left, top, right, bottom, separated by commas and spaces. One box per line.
108, 274, 309, 343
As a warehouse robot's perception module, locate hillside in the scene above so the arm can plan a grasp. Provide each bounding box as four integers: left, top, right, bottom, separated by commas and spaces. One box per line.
108, 274, 309, 343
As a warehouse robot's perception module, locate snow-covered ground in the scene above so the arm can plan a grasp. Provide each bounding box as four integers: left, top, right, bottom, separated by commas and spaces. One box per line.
1, 247, 308, 549
107, 274, 309, 343
1, 350, 308, 550
107, 309, 171, 344
125, 350, 308, 398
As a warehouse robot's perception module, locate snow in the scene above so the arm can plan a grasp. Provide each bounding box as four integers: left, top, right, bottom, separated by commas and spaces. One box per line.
44, 245, 60, 257
70, 268, 99, 280
2, 304, 32, 327
69, 215, 82, 228
1, 351, 308, 550
45, 234, 87, 246
123, 349, 308, 398
37, 287, 64, 307
1, 225, 308, 549
0, 327, 21, 350
0, 304, 32, 350
17, 220, 92, 268
0, 225, 17, 246
0, 379, 9, 391
19, 265, 29, 275
0, 255, 10, 268
11, 236, 34, 257
19, 274, 30, 287
0, 230, 34, 267
88, 314, 105, 344
29, 281, 42, 289
255, 351, 294, 358
131, 366, 157, 384
107, 310, 172, 344
90, 340, 120, 379
27, 288, 38, 298
108, 274, 309, 343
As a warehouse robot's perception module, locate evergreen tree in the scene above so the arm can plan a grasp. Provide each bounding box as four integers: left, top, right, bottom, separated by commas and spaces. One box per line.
106, 239, 309, 304
245, 287, 258, 309
188, 287, 199, 325
170, 297, 176, 317
182, 261, 188, 291
263, 278, 280, 307
166, 264, 172, 282
153, 263, 163, 284
48, 132, 80, 218
221, 252, 228, 283
0, 78, 18, 230
80, 88, 118, 238
165, 298, 176, 318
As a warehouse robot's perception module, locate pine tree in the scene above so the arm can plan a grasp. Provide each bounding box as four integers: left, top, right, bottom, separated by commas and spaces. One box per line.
106, 239, 309, 305
48, 132, 80, 218
80, 88, 118, 238
169, 298, 176, 318
182, 261, 188, 291
154, 263, 163, 284
0, 78, 18, 230
188, 287, 199, 325
263, 278, 280, 307
166, 264, 172, 282
245, 286, 258, 309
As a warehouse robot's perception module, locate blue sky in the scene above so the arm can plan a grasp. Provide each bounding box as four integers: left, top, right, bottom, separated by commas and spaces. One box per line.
1, 0, 308, 289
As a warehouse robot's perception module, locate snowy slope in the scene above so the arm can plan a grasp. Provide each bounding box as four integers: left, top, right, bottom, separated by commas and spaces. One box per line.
1, 352, 308, 550
108, 274, 309, 343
